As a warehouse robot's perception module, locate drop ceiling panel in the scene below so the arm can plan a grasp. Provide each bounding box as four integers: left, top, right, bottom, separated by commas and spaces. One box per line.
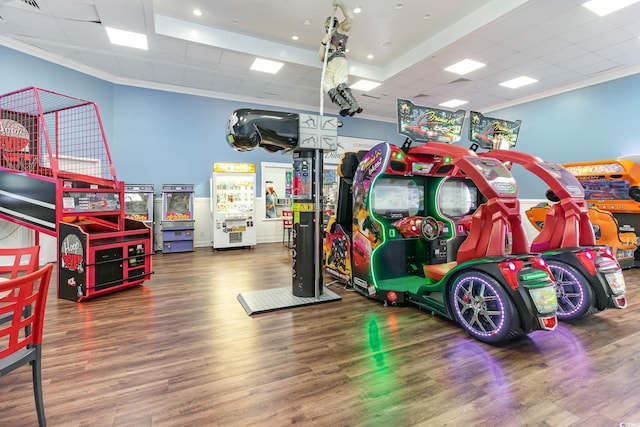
1, 0, 639, 121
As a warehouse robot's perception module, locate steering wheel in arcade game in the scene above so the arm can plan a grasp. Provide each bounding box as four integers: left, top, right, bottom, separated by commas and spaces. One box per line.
420, 216, 442, 241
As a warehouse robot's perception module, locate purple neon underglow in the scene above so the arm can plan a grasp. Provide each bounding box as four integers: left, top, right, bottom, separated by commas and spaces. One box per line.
549, 264, 585, 317
453, 275, 506, 337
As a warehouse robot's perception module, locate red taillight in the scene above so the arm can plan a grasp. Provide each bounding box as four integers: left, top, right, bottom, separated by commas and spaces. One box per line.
500, 259, 524, 290
540, 316, 557, 330
386, 291, 398, 302
576, 249, 598, 275
613, 296, 627, 309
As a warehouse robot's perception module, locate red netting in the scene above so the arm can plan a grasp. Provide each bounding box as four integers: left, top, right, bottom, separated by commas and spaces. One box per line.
0, 87, 117, 185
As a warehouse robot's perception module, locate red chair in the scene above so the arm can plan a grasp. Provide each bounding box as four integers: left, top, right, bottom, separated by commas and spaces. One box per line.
0, 262, 53, 427
0, 246, 41, 330
0, 246, 41, 280
282, 210, 294, 248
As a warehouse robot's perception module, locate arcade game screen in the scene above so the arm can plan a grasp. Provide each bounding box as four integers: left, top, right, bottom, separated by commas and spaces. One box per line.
371, 178, 424, 218
438, 179, 479, 218
580, 179, 630, 200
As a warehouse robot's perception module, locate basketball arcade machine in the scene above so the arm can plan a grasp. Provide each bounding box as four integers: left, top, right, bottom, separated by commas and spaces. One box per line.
0, 87, 153, 301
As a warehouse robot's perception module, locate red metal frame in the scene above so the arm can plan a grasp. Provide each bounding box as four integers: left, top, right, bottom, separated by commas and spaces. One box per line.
0, 87, 152, 301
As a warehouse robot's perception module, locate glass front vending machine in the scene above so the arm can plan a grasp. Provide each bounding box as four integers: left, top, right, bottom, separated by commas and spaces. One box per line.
211, 162, 256, 249
124, 184, 155, 249
160, 184, 195, 253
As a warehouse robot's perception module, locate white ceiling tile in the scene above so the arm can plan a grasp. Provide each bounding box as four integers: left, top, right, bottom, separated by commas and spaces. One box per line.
1, 0, 639, 121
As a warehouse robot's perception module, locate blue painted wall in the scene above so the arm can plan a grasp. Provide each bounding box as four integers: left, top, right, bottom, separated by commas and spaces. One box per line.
3, 44, 640, 198
0, 45, 399, 196
485, 74, 640, 197
0, 46, 115, 141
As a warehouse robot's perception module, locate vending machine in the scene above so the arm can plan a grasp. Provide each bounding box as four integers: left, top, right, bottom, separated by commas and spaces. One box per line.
160, 184, 195, 253
124, 184, 154, 223
124, 183, 155, 251
211, 163, 256, 249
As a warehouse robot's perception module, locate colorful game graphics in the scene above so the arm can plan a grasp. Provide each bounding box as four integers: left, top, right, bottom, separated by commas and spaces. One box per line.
396, 99, 465, 144
469, 111, 521, 150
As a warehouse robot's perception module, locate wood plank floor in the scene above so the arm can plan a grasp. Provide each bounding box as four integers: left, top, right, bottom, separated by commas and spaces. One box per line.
2, 243, 640, 426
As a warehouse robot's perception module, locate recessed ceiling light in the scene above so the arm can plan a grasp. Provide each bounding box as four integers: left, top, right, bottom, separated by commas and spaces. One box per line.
394, 3, 404, 10
304, 19, 312, 26
351, 79, 381, 91
354, 7, 362, 14
582, 0, 640, 16
499, 76, 538, 88
193, 9, 202, 17
231, 19, 239, 25
291, 35, 299, 41
439, 99, 468, 108
250, 58, 284, 74
444, 59, 486, 75
367, 54, 374, 59
382, 41, 391, 48
105, 27, 148, 50
423, 14, 432, 20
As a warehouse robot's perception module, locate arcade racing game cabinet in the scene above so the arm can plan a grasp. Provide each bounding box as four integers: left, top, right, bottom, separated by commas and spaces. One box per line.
324, 101, 558, 344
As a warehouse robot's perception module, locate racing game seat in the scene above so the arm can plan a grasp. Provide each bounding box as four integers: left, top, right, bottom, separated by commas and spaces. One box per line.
455, 199, 529, 264
587, 206, 637, 264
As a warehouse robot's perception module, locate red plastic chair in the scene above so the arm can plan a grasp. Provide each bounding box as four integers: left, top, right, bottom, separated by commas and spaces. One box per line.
282, 210, 294, 248
1, 246, 41, 331
0, 262, 53, 427
0, 246, 41, 280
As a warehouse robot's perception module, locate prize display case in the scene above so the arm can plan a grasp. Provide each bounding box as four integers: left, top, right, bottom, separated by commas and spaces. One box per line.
124, 184, 154, 223
211, 163, 256, 249
160, 184, 195, 253
125, 184, 155, 250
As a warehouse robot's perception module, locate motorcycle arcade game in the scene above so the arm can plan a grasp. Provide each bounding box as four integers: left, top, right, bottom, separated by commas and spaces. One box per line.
466, 112, 626, 320
0, 87, 153, 302
226, 108, 342, 314
324, 100, 558, 344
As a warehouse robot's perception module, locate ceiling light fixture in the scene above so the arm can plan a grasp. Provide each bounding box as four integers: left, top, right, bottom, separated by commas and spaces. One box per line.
367, 54, 374, 59
500, 76, 538, 89
353, 7, 362, 14
291, 35, 299, 41
439, 99, 468, 108
193, 9, 202, 17
582, 0, 640, 16
250, 58, 284, 74
444, 59, 486, 75
105, 27, 148, 50
351, 79, 380, 91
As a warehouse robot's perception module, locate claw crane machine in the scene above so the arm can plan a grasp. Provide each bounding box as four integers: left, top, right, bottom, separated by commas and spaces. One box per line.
211, 162, 256, 249
124, 184, 155, 251
160, 184, 195, 253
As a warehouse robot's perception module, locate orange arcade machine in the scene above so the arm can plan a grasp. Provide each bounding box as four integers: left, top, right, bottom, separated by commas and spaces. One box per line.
563, 157, 640, 267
